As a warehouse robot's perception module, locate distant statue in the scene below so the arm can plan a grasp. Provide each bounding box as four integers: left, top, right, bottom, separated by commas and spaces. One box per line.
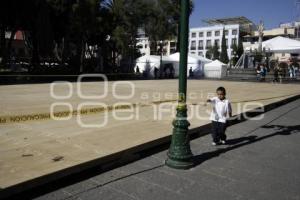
258, 20, 264, 53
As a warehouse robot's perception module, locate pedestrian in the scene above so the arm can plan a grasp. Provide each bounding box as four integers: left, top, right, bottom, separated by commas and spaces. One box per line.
295, 66, 299, 79
291, 63, 296, 79
135, 66, 140, 74
260, 64, 267, 81
154, 67, 159, 79
189, 67, 194, 78
256, 65, 261, 81
288, 65, 293, 79
273, 65, 280, 83
282, 66, 287, 79
206, 87, 232, 146
278, 66, 283, 83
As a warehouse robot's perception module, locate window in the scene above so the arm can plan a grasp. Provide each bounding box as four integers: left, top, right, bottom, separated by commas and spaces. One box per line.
198, 52, 204, 56
224, 30, 229, 36
191, 32, 196, 38
207, 31, 212, 37
198, 40, 204, 50
206, 40, 212, 49
145, 44, 148, 48
190, 40, 196, 50
199, 32, 204, 37
215, 31, 220, 36
170, 42, 176, 47
232, 29, 238, 35
137, 44, 143, 49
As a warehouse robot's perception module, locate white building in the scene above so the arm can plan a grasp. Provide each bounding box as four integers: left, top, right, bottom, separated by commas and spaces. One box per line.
136, 37, 177, 56
189, 24, 240, 59
136, 37, 151, 56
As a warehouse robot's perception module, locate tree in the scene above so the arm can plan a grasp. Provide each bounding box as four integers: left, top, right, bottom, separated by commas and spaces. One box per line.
212, 40, 220, 60
0, 0, 194, 74
205, 47, 213, 60
170, 0, 194, 52
220, 29, 229, 64
237, 34, 244, 58
144, 0, 177, 55
231, 42, 238, 66
104, 0, 145, 72
0, 0, 38, 65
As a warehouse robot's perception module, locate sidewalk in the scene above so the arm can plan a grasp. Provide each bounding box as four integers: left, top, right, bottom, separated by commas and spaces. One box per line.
26, 98, 300, 200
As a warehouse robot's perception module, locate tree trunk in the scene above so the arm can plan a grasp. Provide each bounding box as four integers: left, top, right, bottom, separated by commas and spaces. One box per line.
79, 39, 85, 73
0, 27, 6, 64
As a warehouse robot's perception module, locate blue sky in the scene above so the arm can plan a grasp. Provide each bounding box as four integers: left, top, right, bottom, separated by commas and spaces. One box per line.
190, 0, 300, 28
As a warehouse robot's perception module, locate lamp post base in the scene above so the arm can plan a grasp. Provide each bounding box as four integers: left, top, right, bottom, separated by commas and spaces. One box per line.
165, 155, 194, 170
165, 105, 194, 170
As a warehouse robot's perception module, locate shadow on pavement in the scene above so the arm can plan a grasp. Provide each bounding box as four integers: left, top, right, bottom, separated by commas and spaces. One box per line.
193, 124, 300, 166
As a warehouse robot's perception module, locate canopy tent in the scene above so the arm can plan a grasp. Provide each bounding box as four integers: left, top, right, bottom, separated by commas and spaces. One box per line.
245, 36, 300, 53
135, 53, 212, 78
167, 53, 212, 77
135, 55, 168, 78
204, 60, 228, 79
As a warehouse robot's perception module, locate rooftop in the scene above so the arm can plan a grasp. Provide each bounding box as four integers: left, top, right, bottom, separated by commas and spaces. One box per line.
203, 16, 255, 26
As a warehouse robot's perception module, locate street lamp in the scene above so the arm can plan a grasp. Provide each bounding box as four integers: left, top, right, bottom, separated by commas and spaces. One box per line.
165, 0, 194, 169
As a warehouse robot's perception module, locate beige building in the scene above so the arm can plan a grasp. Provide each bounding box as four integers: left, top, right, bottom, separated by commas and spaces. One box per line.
253, 27, 296, 38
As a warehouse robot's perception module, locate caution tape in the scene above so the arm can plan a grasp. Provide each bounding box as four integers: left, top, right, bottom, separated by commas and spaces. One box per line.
0, 104, 137, 125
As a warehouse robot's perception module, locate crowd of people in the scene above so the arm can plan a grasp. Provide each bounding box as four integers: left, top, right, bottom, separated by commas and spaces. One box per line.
135, 65, 175, 79
255, 62, 299, 83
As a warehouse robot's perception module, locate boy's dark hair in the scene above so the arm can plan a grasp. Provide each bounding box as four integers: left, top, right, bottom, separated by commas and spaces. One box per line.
216, 87, 226, 95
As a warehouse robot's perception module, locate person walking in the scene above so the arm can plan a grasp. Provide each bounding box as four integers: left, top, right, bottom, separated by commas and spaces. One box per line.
273, 65, 280, 83
260, 64, 267, 82
256, 65, 261, 81
206, 87, 232, 146
189, 67, 194, 78
154, 67, 159, 79
289, 65, 293, 80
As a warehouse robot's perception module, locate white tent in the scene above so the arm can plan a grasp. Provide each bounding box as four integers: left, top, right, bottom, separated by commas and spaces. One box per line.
135, 55, 165, 78
204, 60, 228, 79
135, 53, 212, 78
245, 36, 300, 53
168, 53, 212, 77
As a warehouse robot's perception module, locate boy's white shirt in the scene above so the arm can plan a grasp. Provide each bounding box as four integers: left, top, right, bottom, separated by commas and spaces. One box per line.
209, 97, 232, 123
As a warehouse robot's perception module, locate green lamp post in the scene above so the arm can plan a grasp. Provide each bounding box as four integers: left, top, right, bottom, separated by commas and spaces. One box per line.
165, 0, 194, 169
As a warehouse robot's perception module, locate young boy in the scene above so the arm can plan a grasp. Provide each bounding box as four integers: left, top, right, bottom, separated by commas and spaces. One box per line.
207, 87, 232, 146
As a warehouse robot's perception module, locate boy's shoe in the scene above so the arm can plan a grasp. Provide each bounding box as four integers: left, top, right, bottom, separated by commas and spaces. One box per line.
211, 142, 217, 146
220, 140, 226, 144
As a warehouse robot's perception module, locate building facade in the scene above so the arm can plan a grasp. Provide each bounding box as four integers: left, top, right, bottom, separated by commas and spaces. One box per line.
189, 24, 240, 59
136, 37, 177, 56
